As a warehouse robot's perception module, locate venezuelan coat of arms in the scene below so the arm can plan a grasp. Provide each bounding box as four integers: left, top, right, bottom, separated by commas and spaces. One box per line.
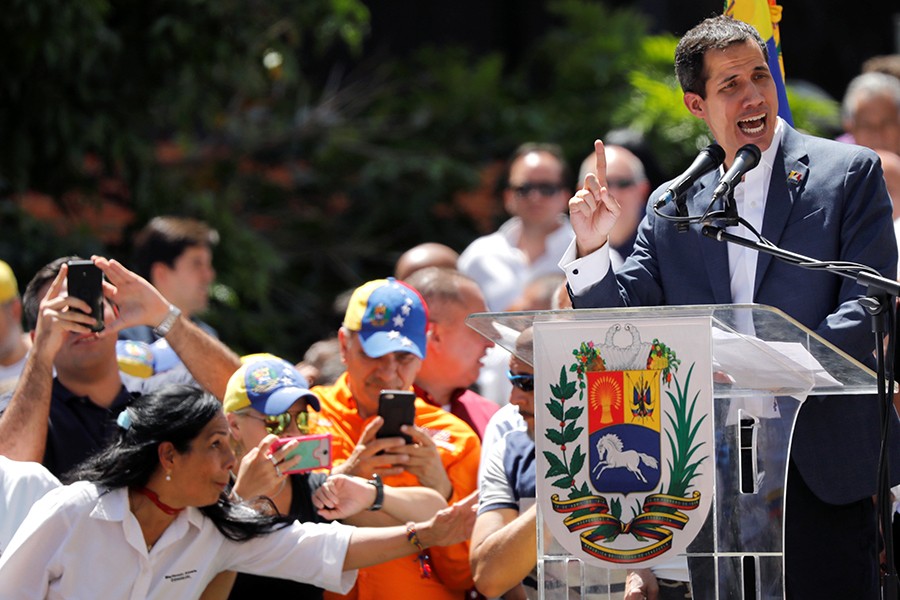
534, 318, 714, 567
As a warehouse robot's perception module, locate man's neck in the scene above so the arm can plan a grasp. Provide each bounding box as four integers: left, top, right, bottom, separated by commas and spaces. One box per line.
517, 218, 560, 263
414, 374, 455, 408
57, 367, 124, 409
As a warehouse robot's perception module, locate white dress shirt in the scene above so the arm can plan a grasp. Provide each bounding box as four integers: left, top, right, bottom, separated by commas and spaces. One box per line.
460, 216, 575, 312
0, 457, 60, 556
0, 482, 356, 599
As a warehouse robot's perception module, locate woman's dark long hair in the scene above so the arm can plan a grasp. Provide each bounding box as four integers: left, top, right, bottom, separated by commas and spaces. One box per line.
65, 384, 293, 541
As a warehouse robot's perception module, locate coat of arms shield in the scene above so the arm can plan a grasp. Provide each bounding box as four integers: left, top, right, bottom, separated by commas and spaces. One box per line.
534, 317, 714, 567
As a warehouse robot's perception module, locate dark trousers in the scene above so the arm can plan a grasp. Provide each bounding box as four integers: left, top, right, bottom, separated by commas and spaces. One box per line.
784, 461, 879, 599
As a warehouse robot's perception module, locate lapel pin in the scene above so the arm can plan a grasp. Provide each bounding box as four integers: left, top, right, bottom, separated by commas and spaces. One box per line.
787, 170, 804, 185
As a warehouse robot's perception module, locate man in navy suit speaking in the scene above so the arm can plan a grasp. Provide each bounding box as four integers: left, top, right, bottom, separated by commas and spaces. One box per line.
560, 15, 899, 599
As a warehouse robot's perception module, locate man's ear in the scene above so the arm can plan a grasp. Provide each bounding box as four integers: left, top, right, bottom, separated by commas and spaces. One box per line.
683, 92, 706, 118
503, 189, 518, 217
225, 413, 242, 443
149, 262, 169, 288
427, 322, 440, 345
337, 327, 350, 366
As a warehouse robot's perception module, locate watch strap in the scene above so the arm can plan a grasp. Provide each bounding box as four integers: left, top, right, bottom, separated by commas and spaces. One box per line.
152, 304, 182, 338
367, 473, 384, 511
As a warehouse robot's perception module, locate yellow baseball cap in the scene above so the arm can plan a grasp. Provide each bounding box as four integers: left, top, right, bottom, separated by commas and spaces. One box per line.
0, 260, 19, 304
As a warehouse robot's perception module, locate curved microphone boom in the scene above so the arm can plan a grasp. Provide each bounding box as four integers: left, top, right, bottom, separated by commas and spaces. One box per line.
711, 144, 762, 201
654, 144, 726, 209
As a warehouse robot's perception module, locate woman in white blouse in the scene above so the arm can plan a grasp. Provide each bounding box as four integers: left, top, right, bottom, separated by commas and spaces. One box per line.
0, 385, 472, 599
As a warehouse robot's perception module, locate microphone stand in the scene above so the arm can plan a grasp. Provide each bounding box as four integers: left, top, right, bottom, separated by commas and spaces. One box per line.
702, 223, 899, 600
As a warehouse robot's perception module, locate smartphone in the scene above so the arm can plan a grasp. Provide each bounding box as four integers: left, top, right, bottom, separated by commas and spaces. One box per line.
66, 259, 105, 332
376, 390, 416, 444
269, 433, 332, 475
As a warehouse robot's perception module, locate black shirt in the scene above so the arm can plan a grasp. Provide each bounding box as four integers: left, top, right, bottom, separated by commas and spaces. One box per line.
44, 379, 135, 478
228, 472, 329, 599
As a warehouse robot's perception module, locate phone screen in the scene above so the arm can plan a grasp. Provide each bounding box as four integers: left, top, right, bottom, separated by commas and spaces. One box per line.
376, 390, 416, 444
66, 259, 105, 333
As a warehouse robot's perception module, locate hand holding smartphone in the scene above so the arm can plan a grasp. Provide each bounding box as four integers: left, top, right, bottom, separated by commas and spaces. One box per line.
269, 433, 332, 475
376, 390, 416, 444
66, 259, 105, 332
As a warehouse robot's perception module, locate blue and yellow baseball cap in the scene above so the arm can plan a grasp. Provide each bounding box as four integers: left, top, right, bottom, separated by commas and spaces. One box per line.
0, 260, 19, 304
224, 353, 320, 415
342, 277, 428, 360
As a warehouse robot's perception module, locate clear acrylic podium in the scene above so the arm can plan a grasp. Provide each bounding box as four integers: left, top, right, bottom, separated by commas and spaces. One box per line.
467, 304, 879, 600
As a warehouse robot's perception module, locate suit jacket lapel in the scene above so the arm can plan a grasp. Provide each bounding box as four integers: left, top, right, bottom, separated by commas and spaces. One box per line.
755, 125, 809, 297
688, 171, 733, 304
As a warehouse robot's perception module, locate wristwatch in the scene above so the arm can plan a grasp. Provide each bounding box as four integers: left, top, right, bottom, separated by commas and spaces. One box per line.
367, 474, 384, 511
152, 304, 182, 338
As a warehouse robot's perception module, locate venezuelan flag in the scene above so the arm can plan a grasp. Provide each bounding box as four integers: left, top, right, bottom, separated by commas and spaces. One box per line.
724, 0, 793, 125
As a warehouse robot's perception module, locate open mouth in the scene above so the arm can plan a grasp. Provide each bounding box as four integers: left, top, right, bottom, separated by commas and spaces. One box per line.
72, 332, 100, 345
738, 113, 766, 135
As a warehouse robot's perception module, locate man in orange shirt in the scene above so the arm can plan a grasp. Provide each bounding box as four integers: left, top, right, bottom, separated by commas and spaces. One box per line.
312, 277, 480, 600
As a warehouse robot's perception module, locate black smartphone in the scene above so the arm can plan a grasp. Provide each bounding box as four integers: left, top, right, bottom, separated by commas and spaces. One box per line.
376, 390, 416, 444
66, 259, 105, 332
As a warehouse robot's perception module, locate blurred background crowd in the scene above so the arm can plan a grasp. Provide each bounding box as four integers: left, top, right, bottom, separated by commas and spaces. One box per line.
2, 0, 898, 363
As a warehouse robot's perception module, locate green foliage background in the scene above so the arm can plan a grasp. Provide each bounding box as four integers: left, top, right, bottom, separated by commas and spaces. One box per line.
0, 0, 839, 361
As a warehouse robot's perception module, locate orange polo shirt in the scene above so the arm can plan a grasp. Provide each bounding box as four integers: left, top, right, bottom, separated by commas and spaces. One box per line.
313, 372, 480, 600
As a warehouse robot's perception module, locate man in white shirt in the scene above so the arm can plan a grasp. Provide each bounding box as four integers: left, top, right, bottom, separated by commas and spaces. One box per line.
459, 143, 575, 313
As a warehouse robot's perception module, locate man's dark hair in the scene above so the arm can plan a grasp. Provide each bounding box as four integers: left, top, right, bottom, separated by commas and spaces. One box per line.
503, 142, 573, 190
22, 256, 79, 331
132, 217, 219, 281
675, 15, 768, 98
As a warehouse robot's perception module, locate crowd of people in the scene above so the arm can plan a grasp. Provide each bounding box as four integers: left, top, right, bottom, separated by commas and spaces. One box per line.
0, 13, 899, 600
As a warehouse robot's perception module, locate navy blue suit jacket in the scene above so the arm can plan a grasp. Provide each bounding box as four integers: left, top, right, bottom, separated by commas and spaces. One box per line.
574, 125, 900, 504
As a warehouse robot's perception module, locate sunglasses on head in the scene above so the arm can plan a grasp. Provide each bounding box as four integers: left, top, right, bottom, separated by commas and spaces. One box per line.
509, 182, 564, 197
241, 410, 315, 435
507, 370, 535, 392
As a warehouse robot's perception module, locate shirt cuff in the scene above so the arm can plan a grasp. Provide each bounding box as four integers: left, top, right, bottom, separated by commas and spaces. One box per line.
558, 238, 611, 296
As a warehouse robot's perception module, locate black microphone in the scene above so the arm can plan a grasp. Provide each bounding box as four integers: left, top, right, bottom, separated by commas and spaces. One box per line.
654, 144, 725, 209
711, 144, 762, 201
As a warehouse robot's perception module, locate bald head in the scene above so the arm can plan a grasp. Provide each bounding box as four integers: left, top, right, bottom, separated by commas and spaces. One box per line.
395, 243, 460, 281
578, 144, 650, 251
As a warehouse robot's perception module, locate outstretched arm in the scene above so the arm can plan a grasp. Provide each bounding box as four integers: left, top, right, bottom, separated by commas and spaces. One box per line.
313, 474, 468, 527
342, 499, 476, 571
93, 256, 240, 400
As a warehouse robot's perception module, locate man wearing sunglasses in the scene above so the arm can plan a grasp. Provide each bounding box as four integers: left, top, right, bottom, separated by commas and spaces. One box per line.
459, 143, 575, 313
470, 329, 541, 598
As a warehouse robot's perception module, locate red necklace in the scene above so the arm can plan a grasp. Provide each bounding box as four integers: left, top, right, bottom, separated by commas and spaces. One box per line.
137, 487, 183, 516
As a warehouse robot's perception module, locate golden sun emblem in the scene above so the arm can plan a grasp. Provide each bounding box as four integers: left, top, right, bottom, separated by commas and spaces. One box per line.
590, 374, 622, 425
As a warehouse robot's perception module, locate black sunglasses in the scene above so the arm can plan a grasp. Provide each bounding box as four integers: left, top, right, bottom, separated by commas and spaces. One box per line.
507, 370, 535, 392
509, 182, 564, 197
606, 178, 638, 189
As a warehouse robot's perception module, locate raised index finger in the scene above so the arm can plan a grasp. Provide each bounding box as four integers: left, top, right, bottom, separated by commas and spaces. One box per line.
594, 139, 608, 188
45, 263, 68, 301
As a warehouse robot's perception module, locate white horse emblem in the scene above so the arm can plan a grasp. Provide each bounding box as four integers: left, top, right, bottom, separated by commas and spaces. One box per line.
592, 433, 659, 483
